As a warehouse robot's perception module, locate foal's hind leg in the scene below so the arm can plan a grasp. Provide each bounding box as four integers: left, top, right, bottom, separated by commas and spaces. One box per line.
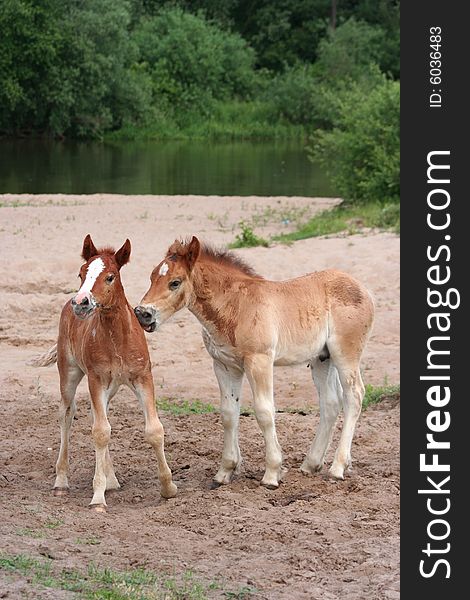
212, 360, 244, 486
329, 362, 364, 480
301, 359, 342, 475
134, 376, 177, 499
101, 384, 120, 491
54, 362, 84, 495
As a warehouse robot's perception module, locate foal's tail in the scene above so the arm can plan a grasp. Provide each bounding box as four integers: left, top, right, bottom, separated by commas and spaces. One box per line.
28, 343, 58, 367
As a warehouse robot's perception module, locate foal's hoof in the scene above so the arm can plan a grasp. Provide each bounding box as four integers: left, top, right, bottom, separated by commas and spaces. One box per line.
160, 482, 177, 499
328, 465, 345, 481
89, 503, 107, 513
53, 487, 69, 497
260, 479, 279, 490
210, 480, 223, 490
300, 461, 323, 476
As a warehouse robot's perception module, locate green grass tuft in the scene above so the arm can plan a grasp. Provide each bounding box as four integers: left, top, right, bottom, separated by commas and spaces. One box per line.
362, 383, 400, 410
157, 397, 216, 416
229, 221, 269, 249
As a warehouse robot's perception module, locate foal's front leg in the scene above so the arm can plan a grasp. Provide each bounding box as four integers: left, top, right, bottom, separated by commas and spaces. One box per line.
88, 377, 112, 512
244, 354, 283, 489
54, 362, 84, 495
134, 376, 177, 499
212, 360, 244, 486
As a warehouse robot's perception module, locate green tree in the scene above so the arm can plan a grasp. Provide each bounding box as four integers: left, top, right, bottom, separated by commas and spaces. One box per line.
0, 0, 65, 132
315, 17, 388, 81
341, 0, 400, 77
58, 0, 152, 137
265, 17, 391, 130
234, 0, 330, 71
0, 0, 152, 137
309, 76, 400, 204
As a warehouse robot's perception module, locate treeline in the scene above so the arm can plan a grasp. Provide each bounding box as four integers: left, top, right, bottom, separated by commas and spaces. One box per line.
0, 0, 399, 203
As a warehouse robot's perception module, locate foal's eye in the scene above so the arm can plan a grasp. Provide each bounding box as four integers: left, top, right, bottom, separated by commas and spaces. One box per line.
169, 279, 181, 291
106, 274, 115, 284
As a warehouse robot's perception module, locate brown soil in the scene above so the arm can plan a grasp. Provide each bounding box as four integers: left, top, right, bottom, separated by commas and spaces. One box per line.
0, 195, 399, 599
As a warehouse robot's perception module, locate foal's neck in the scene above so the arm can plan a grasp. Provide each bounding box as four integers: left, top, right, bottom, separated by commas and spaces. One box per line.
188, 261, 251, 341
194, 260, 252, 294
97, 298, 132, 332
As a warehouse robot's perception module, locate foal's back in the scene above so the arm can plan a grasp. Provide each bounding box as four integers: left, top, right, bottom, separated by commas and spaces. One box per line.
220, 268, 373, 365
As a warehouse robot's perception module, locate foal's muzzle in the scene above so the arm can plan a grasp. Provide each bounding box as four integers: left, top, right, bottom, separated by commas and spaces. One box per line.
71, 295, 96, 319
134, 305, 158, 332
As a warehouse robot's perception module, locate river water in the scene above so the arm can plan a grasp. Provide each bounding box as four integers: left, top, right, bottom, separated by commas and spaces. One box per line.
0, 140, 333, 197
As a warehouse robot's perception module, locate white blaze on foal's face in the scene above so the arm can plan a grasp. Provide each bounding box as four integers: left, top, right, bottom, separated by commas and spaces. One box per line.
159, 262, 169, 276
75, 258, 105, 303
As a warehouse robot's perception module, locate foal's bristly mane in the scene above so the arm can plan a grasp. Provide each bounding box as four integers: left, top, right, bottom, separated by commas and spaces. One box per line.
170, 238, 262, 278
201, 243, 261, 278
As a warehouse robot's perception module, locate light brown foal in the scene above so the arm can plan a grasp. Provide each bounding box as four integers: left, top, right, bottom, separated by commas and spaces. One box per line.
35, 235, 176, 511
135, 237, 374, 489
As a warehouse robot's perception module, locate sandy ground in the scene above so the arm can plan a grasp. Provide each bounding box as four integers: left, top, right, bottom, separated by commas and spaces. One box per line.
0, 195, 399, 599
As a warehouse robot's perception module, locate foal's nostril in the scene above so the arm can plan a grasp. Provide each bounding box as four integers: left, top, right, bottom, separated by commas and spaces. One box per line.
134, 306, 154, 324
81, 297, 90, 307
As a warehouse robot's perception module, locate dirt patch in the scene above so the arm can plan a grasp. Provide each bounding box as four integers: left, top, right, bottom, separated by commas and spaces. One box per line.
0, 194, 399, 598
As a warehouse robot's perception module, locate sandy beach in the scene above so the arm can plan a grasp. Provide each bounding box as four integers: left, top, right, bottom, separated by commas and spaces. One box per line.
0, 194, 399, 599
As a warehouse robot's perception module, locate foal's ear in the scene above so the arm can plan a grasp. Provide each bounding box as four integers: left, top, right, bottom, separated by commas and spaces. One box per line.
186, 236, 200, 271
115, 239, 131, 269
82, 234, 98, 261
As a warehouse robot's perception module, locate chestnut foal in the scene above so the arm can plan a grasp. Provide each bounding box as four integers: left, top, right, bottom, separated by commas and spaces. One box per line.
35, 235, 176, 511
135, 237, 374, 490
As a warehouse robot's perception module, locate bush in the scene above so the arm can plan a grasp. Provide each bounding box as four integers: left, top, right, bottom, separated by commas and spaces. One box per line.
60, 0, 153, 137
308, 76, 399, 205
133, 8, 257, 118
264, 18, 393, 131
316, 18, 389, 82
0, 0, 153, 137
263, 65, 319, 126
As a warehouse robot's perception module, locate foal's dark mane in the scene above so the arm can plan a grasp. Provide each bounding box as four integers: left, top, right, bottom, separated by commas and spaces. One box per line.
199, 243, 262, 278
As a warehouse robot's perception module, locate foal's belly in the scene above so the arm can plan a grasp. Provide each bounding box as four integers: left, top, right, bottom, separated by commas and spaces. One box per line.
274, 348, 319, 367
202, 327, 326, 369
274, 336, 327, 366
